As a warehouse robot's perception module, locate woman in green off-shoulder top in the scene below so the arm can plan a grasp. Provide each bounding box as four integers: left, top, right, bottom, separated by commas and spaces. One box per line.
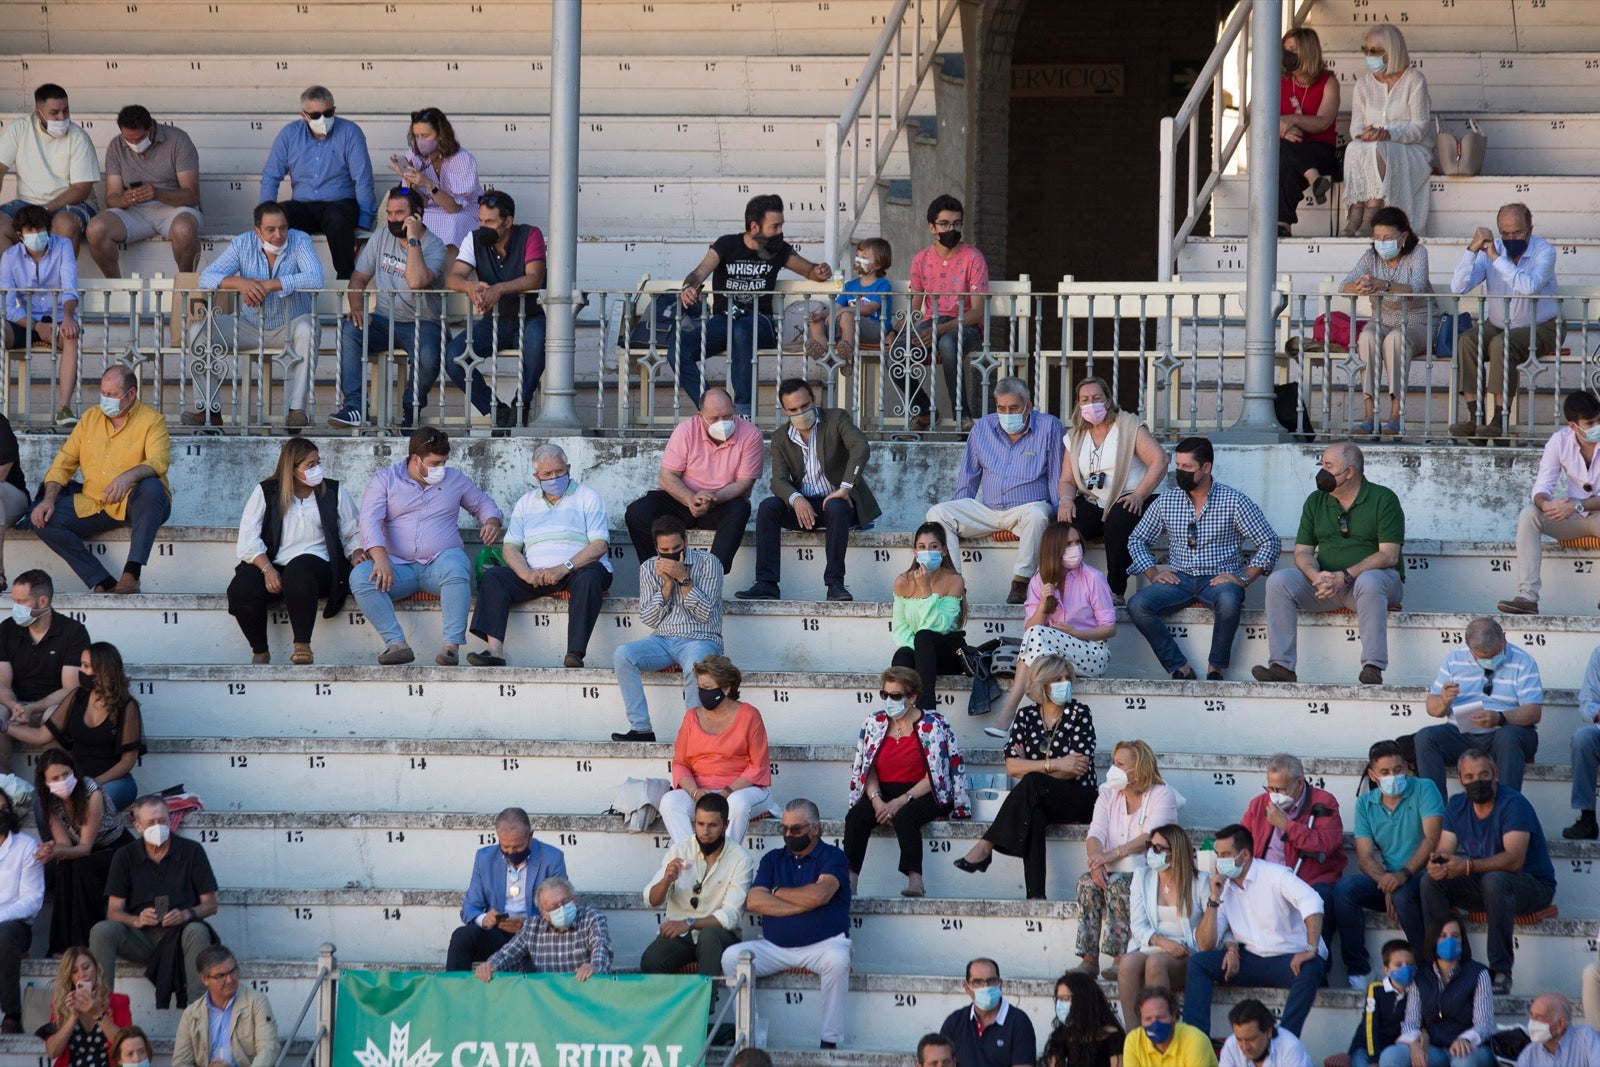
891, 522, 967, 711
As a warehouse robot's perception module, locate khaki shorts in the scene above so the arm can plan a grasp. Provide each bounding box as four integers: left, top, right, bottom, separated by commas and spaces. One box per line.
107, 202, 203, 242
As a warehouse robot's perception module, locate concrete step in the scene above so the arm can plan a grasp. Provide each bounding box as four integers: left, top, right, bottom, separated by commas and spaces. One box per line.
1321, 50, 1600, 113
1180, 236, 1600, 289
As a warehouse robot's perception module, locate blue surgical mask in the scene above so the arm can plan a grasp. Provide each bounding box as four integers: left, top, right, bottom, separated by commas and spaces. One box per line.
972, 985, 1001, 1012
1364, 54, 1387, 72
1500, 238, 1529, 260
548, 902, 577, 930
1436, 936, 1462, 962
9, 602, 34, 627
915, 549, 942, 570
1474, 652, 1506, 671
1216, 855, 1243, 880
1054, 999, 1071, 1025
127, 1061, 152, 1067
1144, 1020, 1175, 1046
997, 412, 1027, 434
1388, 964, 1415, 987
21, 232, 49, 253
539, 474, 571, 498
1048, 680, 1073, 705
1585, 424, 1600, 445
882, 698, 910, 718
1374, 239, 1400, 259
1378, 773, 1410, 797
99, 394, 123, 417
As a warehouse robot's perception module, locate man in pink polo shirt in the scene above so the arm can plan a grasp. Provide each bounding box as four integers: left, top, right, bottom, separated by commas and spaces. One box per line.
624, 387, 763, 573
891, 193, 989, 430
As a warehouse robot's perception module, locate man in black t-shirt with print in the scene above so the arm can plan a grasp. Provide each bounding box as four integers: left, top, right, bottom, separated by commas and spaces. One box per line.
674, 193, 831, 417
0, 569, 88, 767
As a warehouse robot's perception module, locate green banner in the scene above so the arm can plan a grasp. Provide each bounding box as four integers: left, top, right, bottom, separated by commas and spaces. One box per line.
335, 969, 713, 1067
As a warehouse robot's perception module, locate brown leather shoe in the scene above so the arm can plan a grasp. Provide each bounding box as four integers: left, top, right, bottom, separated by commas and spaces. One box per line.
1251, 663, 1298, 683
1007, 578, 1028, 605
1359, 664, 1384, 685
1497, 596, 1538, 615
112, 574, 141, 595
285, 409, 310, 428
180, 409, 223, 426
1448, 405, 1478, 437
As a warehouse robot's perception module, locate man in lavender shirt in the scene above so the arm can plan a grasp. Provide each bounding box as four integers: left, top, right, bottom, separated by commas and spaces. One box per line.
352, 426, 504, 666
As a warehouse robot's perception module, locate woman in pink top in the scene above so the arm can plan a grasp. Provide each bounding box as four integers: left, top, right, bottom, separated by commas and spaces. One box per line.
658, 654, 772, 846
989, 522, 1116, 736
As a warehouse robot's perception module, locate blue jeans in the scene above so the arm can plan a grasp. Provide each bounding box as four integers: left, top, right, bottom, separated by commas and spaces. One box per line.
1414, 722, 1538, 798
671, 310, 775, 415
442, 311, 546, 415
1183, 946, 1323, 1037
1125, 571, 1245, 673
349, 549, 472, 647
1333, 870, 1426, 976
29, 477, 172, 590
1573, 723, 1600, 811
336, 314, 443, 415
100, 776, 137, 812
1377, 1043, 1494, 1067
613, 634, 722, 732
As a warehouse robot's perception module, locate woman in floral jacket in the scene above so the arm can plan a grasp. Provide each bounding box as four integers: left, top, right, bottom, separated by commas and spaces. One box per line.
843, 665, 971, 898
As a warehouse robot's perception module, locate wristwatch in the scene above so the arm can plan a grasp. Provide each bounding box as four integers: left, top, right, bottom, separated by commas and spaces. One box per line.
407, 238, 420, 248
562, 560, 574, 572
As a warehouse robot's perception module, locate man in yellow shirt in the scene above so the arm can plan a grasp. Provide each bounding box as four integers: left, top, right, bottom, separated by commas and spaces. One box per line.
1123, 987, 1217, 1067
29, 365, 171, 593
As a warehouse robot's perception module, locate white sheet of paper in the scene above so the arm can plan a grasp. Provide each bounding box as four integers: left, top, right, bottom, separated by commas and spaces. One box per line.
1451, 698, 1492, 734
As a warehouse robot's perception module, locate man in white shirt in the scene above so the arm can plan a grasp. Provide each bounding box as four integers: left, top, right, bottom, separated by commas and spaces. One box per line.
1450, 202, 1559, 438
639, 792, 754, 977
0, 789, 42, 1034
1218, 999, 1312, 1067
1499, 390, 1600, 615
1183, 823, 1326, 1041
0, 83, 100, 255
1517, 993, 1600, 1067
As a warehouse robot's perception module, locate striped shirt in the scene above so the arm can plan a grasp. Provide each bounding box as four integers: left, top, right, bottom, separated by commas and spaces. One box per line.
638, 548, 724, 643
503, 481, 611, 572
1399, 964, 1494, 1049
787, 423, 834, 498
1428, 644, 1543, 718
953, 411, 1064, 510
484, 904, 612, 976
198, 228, 325, 331
1127, 480, 1281, 577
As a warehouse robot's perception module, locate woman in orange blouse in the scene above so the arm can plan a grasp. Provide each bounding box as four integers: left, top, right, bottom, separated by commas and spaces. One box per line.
658, 654, 772, 846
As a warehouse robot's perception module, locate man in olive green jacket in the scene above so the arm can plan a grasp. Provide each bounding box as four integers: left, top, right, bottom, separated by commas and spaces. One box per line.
737, 377, 880, 603
172, 944, 281, 1067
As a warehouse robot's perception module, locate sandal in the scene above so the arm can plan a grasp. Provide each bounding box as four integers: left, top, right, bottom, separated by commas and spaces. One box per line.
290, 643, 314, 665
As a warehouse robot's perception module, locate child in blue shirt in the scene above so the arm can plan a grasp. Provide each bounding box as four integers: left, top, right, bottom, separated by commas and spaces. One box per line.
807, 236, 892, 373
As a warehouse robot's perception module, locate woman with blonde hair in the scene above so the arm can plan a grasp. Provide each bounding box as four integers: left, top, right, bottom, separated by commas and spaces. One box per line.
1117, 823, 1209, 1027
1059, 377, 1167, 603
954, 655, 1096, 898
1278, 26, 1341, 237
1341, 24, 1434, 237
227, 437, 364, 664
1074, 740, 1180, 978
42, 947, 131, 1066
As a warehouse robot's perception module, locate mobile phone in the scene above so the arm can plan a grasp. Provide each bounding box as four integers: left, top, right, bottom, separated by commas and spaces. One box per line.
129, 181, 143, 188
153, 894, 169, 917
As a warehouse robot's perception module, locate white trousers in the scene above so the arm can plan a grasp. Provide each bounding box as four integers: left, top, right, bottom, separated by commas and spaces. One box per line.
925, 497, 1053, 578
659, 786, 771, 846
722, 932, 852, 1044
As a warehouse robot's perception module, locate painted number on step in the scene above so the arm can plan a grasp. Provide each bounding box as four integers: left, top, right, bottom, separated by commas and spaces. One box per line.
1490, 559, 1511, 572
285, 830, 304, 843
531, 614, 551, 627
383, 908, 402, 920
1344, 629, 1357, 642
1440, 631, 1463, 644
1307, 701, 1330, 715
1124, 697, 1147, 710
795, 548, 813, 560
307, 756, 325, 769
162, 612, 179, 624
1406, 557, 1428, 571
502, 758, 519, 771
575, 760, 593, 773
229, 755, 249, 767
1204, 699, 1227, 712
1213, 772, 1237, 786
1522, 633, 1545, 646
1576, 561, 1595, 574
1244, 626, 1266, 640
940, 919, 963, 930
196, 829, 219, 843
982, 622, 1007, 634
1390, 703, 1414, 717
559, 833, 578, 846
962, 550, 983, 563
292, 907, 313, 920
1166, 625, 1188, 639
802, 618, 820, 631
386, 831, 405, 843
894, 994, 918, 1007
408, 684, 425, 697
874, 550, 892, 562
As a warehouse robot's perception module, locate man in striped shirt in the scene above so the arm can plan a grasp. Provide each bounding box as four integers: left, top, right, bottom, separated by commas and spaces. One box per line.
1126, 437, 1280, 680
1416, 617, 1543, 797
926, 377, 1063, 605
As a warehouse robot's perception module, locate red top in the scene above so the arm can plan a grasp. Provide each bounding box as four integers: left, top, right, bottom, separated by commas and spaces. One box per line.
1280, 72, 1337, 146
672, 701, 771, 790
49, 993, 132, 1067
873, 732, 928, 785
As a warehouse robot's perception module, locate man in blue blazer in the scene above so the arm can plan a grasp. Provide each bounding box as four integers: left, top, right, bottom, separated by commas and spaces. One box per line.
444, 807, 567, 970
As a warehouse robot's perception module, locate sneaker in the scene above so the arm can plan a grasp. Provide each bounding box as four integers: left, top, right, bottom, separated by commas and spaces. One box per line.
1251, 663, 1297, 683
1382, 421, 1402, 435
610, 729, 657, 743
1497, 596, 1539, 615
1359, 664, 1384, 685
328, 406, 366, 427
1347, 972, 1372, 991
377, 643, 416, 666
735, 582, 780, 600
53, 405, 77, 427
1563, 812, 1599, 840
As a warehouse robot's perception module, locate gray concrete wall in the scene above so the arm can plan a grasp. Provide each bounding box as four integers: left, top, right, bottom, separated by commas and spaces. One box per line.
12, 433, 1539, 541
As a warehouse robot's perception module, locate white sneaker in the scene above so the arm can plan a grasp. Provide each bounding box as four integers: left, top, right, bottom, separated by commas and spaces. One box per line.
983, 726, 1008, 739
1347, 973, 1372, 991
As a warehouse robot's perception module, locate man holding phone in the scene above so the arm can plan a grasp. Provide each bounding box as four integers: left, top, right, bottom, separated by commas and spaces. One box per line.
88, 795, 219, 1007
444, 807, 566, 971
85, 105, 202, 277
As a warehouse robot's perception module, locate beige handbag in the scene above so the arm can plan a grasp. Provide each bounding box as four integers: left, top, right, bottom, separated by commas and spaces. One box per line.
1436, 118, 1487, 176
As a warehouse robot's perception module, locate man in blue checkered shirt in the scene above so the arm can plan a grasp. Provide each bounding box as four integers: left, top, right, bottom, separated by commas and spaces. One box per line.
1125, 437, 1280, 680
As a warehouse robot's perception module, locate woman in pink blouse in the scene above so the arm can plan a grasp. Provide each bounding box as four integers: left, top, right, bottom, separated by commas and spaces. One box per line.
988, 522, 1116, 737
658, 654, 772, 847
391, 107, 483, 256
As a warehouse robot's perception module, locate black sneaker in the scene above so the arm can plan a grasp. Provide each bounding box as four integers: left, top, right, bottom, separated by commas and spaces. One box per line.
735, 582, 780, 600
494, 402, 515, 429
1563, 812, 1599, 840
610, 729, 657, 742
826, 584, 853, 602
1491, 972, 1513, 996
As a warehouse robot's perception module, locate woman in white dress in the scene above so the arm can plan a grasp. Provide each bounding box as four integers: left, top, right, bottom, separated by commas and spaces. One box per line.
1342, 24, 1433, 237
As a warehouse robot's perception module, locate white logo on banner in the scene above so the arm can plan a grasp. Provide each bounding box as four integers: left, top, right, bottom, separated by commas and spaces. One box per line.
353, 1022, 445, 1067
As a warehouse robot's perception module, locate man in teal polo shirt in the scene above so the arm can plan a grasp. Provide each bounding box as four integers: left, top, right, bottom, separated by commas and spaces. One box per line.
1253, 441, 1405, 685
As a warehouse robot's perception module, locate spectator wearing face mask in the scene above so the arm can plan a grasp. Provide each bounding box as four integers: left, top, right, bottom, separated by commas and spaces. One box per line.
445, 808, 566, 973
1395, 915, 1495, 1067
85, 105, 203, 278
1415, 616, 1542, 799
890, 523, 967, 714
1346, 940, 1418, 1067
939, 958, 1036, 1067
1517, 992, 1600, 1067
0, 83, 99, 257
1123, 985, 1216, 1067
1118, 823, 1209, 1028
474, 876, 611, 982
389, 106, 481, 256
658, 656, 771, 848
258, 85, 374, 279
1237, 753, 1346, 930
842, 666, 969, 899
624, 388, 762, 576
639, 791, 753, 978
0, 203, 81, 425
0, 785, 42, 1035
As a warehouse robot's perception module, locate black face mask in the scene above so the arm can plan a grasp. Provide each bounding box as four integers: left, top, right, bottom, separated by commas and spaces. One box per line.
936, 229, 962, 250
1463, 780, 1496, 804
0, 807, 16, 837
473, 225, 501, 250
659, 549, 684, 562
387, 220, 407, 238
1282, 49, 1299, 72
698, 686, 726, 710
783, 832, 811, 853
698, 834, 726, 856
502, 847, 531, 867
1175, 469, 1200, 493
751, 233, 779, 261
1315, 468, 1338, 493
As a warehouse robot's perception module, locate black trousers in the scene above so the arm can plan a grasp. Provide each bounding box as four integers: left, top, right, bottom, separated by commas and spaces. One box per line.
445, 922, 514, 971
1069, 495, 1152, 597
891, 629, 965, 711
625, 490, 751, 574
754, 493, 855, 587
984, 771, 1096, 899
1277, 139, 1338, 225
279, 197, 362, 279
639, 925, 741, 976
227, 555, 334, 651
0, 918, 28, 1016
469, 560, 612, 656
842, 779, 952, 875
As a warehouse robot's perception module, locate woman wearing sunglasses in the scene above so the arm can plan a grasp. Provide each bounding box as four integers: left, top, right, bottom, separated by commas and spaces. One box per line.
842, 666, 970, 899
1116, 822, 1208, 1027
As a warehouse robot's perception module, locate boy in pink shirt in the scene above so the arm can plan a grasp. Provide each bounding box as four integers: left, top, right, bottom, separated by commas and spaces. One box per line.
894, 194, 989, 428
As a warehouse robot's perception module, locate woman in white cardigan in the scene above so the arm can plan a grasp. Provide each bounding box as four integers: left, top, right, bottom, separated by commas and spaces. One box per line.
1342, 24, 1433, 237
1116, 822, 1209, 1027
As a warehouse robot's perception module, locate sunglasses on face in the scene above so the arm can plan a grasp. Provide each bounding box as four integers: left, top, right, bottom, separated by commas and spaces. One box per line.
302, 108, 335, 119
880, 690, 908, 701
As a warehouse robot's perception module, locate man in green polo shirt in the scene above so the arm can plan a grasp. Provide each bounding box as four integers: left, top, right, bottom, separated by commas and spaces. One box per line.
1252, 441, 1405, 685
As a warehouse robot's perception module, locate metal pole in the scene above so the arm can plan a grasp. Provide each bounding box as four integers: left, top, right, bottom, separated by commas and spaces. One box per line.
1157, 117, 1175, 283
314, 943, 336, 1067
735, 952, 755, 1049
825, 120, 841, 270
531, 0, 583, 432
1221, 0, 1289, 441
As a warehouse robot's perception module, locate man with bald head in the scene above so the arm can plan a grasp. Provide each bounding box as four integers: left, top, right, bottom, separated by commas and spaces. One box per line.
1253, 441, 1404, 685
1450, 202, 1560, 439
1517, 993, 1600, 1065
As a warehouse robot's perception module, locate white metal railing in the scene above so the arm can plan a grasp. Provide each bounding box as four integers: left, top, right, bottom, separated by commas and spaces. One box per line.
274, 942, 336, 1067
824, 0, 961, 269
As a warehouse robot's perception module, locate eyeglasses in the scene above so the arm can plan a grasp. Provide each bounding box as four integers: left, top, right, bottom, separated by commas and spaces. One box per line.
1148, 844, 1171, 855
1482, 669, 1495, 696
302, 107, 336, 119
1187, 520, 1199, 551
781, 825, 811, 837
880, 690, 909, 701
932, 220, 963, 231
968, 977, 1002, 988
1337, 511, 1351, 538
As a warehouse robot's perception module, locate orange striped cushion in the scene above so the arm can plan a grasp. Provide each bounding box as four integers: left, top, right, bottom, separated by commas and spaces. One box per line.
991, 531, 1020, 543
1560, 536, 1600, 549
1467, 904, 1557, 926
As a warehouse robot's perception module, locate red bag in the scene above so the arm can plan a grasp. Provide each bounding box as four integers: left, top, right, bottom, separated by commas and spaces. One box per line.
1311, 311, 1366, 348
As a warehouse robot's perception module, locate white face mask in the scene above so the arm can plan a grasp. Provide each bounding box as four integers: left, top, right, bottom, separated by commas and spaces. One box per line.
99, 394, 124, 417
706, 418, 735, 442
129, 136, 152, 154
424, 464, 447, 485
259, 237, 285, 255
1105, 766, 1129, 790
1145, 848, 1170, 872
43, 118, 70, 137
299, 464, 325, 487
307, 115, 334, 136
48, 774, 77, 798
21, 232, 50, 253
1268, 790, 1297, 809
853, 255, 871, 271
1526, 1020, 1553, 1045
143, 823, 171, 847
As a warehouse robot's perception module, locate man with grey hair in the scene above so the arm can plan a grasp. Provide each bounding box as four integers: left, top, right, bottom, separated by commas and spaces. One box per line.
1518, 992, 1600, 1065
723, 797, 852, 1049
926, 377, 1063, 604
1253, 440, 1404, 685
1238, 753, 1345, 944
1415, 616, 1543, 797
258, 85, 374, 278
446, 807, 566, 971
468, 444, 610, 668
476, 875, 611, 981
